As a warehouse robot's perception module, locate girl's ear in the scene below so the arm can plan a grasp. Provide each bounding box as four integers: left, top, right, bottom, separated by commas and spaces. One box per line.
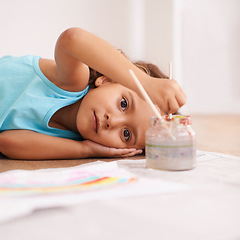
94, 76, 112, 87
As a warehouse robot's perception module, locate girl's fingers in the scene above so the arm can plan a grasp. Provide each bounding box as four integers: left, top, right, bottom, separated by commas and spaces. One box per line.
167, 91, 187, 114
110, 148, 142, 157
176, 91, 187, 108
121, 149, 143, 157
86, 140, 143, 158
168, 98, 180, 114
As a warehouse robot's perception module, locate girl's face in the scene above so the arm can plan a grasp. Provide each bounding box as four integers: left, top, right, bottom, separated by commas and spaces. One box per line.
76, 80, 155, 149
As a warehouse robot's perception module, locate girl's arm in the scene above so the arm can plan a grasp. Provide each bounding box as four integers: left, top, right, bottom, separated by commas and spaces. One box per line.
54, 27, 186, 114
0, 131, 141, 160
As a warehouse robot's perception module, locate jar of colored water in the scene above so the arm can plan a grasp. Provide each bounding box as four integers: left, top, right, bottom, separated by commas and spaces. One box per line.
145, 115, 196, 171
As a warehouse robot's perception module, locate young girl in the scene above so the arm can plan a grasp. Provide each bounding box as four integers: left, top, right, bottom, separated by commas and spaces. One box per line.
0, 27, 186, 160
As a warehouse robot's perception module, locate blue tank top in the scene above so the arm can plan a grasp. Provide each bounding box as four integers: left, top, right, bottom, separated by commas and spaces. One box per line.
0, 55, 89, 140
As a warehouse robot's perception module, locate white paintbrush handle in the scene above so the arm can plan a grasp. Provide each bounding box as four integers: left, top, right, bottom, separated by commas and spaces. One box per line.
129, 69, 163, 121
168, 61, 173, 119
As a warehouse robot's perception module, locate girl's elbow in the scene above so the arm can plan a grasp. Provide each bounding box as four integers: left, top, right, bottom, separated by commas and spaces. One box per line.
57, 27, 86, 49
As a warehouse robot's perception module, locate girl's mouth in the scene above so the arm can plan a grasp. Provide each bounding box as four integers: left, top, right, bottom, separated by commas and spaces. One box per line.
93, 111, 99, 133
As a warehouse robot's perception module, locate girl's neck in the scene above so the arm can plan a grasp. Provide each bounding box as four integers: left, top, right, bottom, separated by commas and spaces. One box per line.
49, 100, 81, 133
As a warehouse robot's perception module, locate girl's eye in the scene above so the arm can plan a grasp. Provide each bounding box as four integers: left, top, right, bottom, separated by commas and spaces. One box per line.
123, 128, 131, 141
120, 97, 128, 111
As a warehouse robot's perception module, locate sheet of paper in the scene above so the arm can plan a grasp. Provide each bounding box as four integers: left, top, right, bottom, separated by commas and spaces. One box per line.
0, 161, 189, 223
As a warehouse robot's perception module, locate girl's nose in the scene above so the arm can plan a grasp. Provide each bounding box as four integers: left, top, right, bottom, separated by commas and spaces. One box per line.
104, 113, 123, 129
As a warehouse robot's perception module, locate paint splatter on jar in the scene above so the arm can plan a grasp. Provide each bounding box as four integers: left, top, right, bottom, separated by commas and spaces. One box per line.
145, 115, 196, 171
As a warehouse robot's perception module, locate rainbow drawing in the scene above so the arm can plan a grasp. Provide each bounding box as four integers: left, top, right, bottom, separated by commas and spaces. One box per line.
0, 166, 137, 197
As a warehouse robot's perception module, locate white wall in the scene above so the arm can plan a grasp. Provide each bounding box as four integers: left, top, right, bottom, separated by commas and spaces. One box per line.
145, 0, 173, 74
1, 0, 238, 114
0, 0, 130, 58
173, 0, 240, 114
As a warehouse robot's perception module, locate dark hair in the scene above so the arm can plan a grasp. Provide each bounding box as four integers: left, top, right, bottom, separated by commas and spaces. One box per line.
133, 61, 168, 79
88, 67, 104, 89
88, 50, 168, 88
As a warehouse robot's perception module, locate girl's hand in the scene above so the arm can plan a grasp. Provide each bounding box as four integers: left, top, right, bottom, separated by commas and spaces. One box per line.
143, 77, 186, 114
83, 140, 143, 158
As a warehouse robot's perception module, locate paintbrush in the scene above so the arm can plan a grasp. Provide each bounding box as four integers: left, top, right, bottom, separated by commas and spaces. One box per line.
129, 69, 164, 122
129, 69, 175, 139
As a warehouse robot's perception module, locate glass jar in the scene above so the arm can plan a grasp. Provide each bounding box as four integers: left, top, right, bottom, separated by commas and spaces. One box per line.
145, 115, 196, 171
